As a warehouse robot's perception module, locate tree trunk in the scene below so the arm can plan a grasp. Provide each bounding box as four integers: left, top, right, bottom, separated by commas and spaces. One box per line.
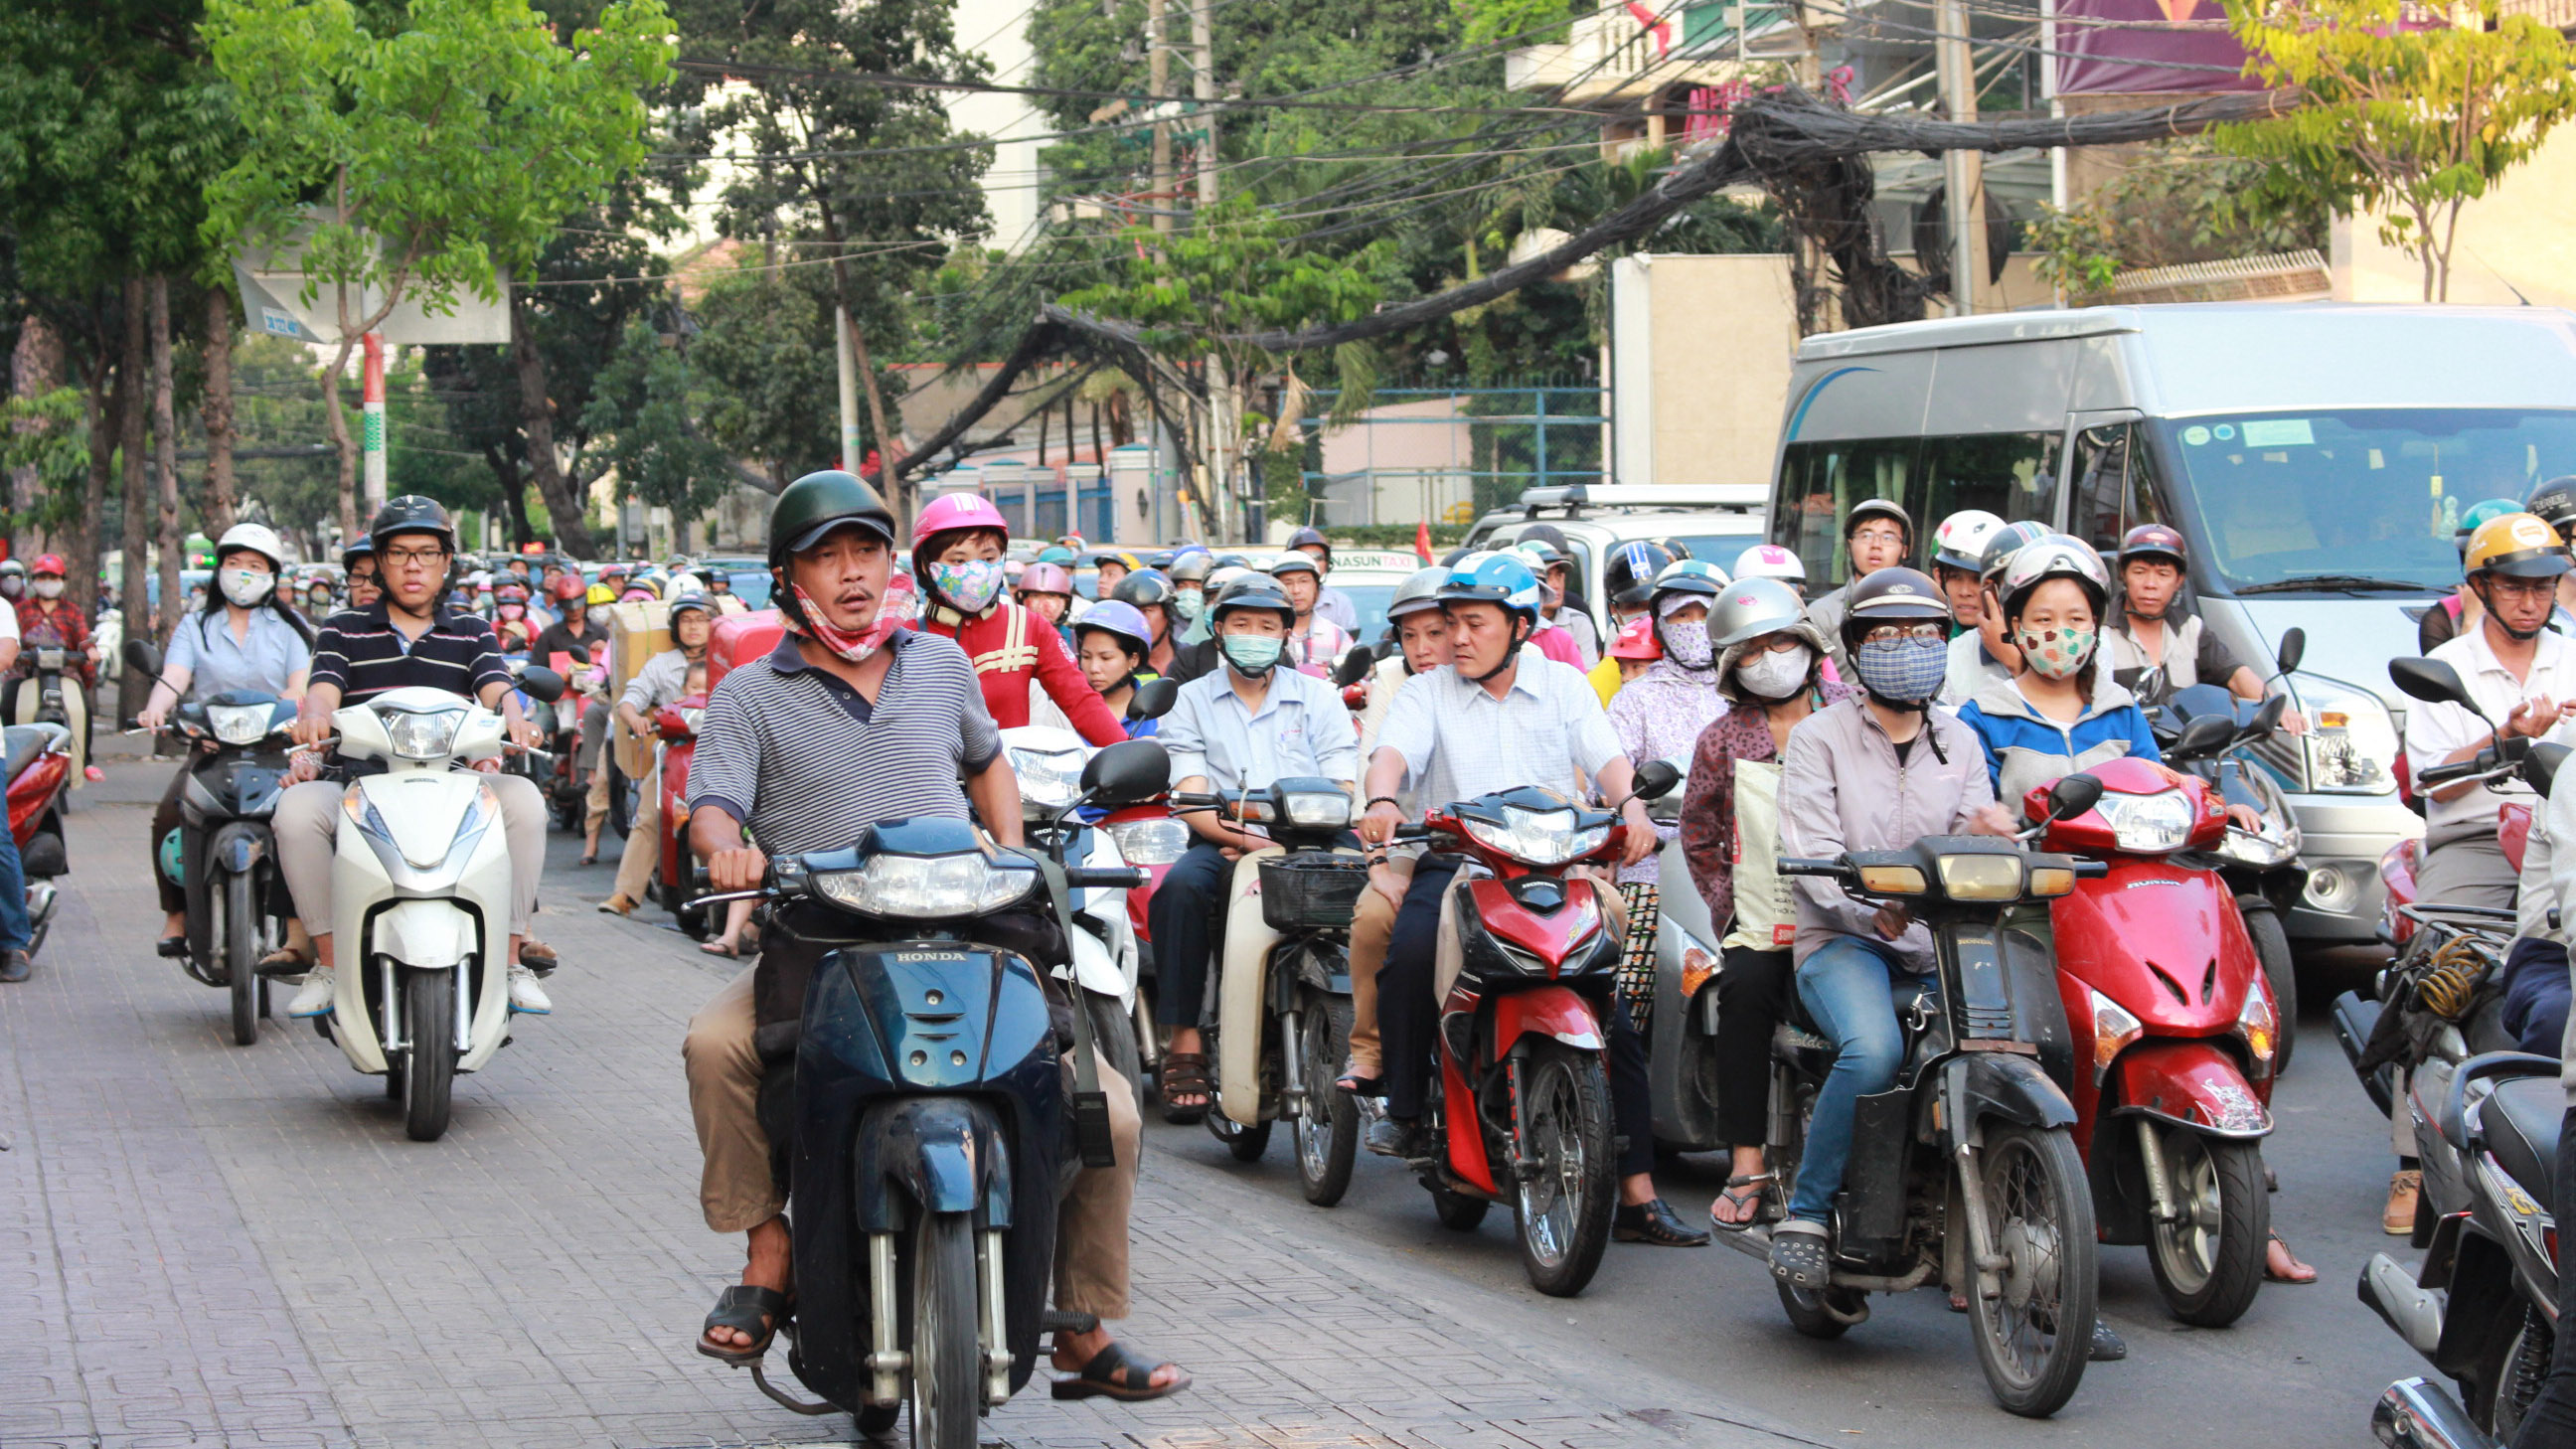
509, 291, 597, 559
149, 276, 181, 645
10, 314, 63, 559
77, 344, 116, 617
200, 285, 237, 536
320, 334, 360, 545
491, 447, 535, 549
118, 277, 150, 724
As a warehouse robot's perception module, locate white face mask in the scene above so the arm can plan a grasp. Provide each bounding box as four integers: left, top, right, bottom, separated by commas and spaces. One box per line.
32, 578, 63, 600
220, 566, 275, 608
1734, 643, 1813, 701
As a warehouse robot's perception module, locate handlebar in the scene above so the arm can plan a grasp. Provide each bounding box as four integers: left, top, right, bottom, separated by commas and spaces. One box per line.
1062, 866, 1149, 890
2416, 757, 2492, 787
1777, 857, 1845, 878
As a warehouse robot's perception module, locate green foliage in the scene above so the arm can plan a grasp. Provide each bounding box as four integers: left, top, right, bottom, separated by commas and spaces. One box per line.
2215, 0, 2576, 300
0, 389, 91, 535
225, 333, 343, 535
581, 320, 736, 524
2026, 138, 2330, 299
689, 267, 843, 488
1453, 0, 1580, 46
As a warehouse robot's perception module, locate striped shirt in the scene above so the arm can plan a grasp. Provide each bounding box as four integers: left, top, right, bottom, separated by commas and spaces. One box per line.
688, 629, 1002, 856
310, 603, 511, 706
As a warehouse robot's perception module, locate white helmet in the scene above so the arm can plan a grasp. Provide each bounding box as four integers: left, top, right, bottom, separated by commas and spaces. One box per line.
1733, 543, 1806, 584
1997, 533, 2112, 622
1931, 509, 2009, 574
215, 522, 287, 573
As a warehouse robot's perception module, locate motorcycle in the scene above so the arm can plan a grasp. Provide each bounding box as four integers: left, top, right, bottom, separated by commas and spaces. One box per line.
1381, 760, 1683, 1297
13, 636, 90, 795
647, 692, 711, 938
127, 641, 296, 1046
691, 739, 1165, 1447
1168, 777, 1367, 1205
1721, 774, 2109, 1418
541, 662, 607, 834
313, 670, 564, 1141
1642, 764, 1728, 1154
2029, 758, 2283, 1327
4, 717, 72, 957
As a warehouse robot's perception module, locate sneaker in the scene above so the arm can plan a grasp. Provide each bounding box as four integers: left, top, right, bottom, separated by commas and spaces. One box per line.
1366, 1115, 1426, 1159
508, 964, 553, 1015
287, 964, 336, 1018
0, 948, 28, 983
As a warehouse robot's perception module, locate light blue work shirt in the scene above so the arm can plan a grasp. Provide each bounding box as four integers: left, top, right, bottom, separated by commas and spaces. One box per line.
163, 605, 312, 702
1161, 663, 1358, 792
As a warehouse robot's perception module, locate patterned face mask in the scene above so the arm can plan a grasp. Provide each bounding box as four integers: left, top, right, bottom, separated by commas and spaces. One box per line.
927, 559, 1006, 614
1661, 618, 1714, 670
789, 584, 899, 665
1852, 636, 1947, 705
2014, 624, 2097, 681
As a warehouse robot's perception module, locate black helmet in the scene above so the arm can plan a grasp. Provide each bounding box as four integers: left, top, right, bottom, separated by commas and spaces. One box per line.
1517, 522, 1571, 555
370, 495, 455, 554
1168, 552, 1214, 584
2528, 476, 2576, 536
1604, 542, 1676, 608
1109, 569, 1175, 609
1838, 565, 1949, 647
1209, 575, 1296, 626
768, 469, 896, 568
341, 536, 377, 572
1284, 526, 1331, 563
1845, 498, 1913, 547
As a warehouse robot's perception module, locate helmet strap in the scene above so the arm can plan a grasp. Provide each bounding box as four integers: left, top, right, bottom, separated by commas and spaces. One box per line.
1470, 616, 1531, 684
2474, 577, 2548, 641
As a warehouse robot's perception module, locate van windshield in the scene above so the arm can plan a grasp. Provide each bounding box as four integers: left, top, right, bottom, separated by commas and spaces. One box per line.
2153, 408, 2576, 596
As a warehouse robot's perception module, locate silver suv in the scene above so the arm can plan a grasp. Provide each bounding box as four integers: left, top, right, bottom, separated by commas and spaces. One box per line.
1460, 484, 1769, 640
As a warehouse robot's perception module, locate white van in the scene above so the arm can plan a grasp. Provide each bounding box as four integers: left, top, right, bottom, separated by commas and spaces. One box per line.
1765, 303, 2576, 945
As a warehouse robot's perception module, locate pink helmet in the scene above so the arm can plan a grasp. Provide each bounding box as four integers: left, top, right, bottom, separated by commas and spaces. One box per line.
1732, 543, 1807, 584
911, 493, 1010, 552
1019, 562, 1074, 595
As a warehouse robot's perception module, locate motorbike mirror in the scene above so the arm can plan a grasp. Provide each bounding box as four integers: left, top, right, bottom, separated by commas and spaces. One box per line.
2174, 714, 2236, 760
516, 666, 567, 704
2274, 626, 2305, 677
1080, 738, 1171, 806
123, 639, 164, 679
2045, 773, 2105, 823
1629, 757, 1684, 803
2249, 692, 2288, 737
1332, 643, 1376, 688
2528, 741, 2571, 799
2390, 657, 2477, 712
1127, 675, 1180, 723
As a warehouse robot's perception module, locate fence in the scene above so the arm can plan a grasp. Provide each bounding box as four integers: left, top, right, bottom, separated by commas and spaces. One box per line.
1293, 382, 1610, 530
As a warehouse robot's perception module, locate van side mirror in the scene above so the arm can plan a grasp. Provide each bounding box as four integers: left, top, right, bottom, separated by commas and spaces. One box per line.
1127, 676, 1179, 723
2046, 773, 2105, 822
1081, 738, 1171, 805
123, 640, 164, 679
1630, 757, 1684, 802
2275, 626, 2305, 677
2390, 657, 2477, 712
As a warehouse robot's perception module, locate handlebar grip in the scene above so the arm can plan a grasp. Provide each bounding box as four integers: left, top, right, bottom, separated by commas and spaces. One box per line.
1388, 825, 1432, 841
1063, 866, 1149, 890
2074, 860, 2111, 878
2417, 759, 2488, 786
1776, 858, 1846, 878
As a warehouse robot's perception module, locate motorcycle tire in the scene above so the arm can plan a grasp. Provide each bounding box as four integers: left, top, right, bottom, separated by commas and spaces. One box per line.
1776, 1282, 1868, 1340
2474, 1301, 2553, 1438
402, 969, 458, 1142
2238, 898, 2297, 1075
1293, 993, 1359, 1208
1086, 989, 1145, 1115
1429, 1180, 1490, 1231
1208, 1108, 1272, 1163
1513, 1041, 1617, 1298
905, 1211, 980, 1449
2144, 1128, 2267, 1328
224, 870, 260, 1047
1964, 1122, 2097, 1418
605, 758, 636, 843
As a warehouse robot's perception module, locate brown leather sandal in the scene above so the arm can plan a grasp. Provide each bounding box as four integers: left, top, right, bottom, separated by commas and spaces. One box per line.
1159, 1051, 1211, 1124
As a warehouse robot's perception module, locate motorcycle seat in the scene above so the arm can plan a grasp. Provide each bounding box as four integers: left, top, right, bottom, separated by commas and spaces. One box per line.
2480, 1074, 2566, 1200
2, 723, 66, 782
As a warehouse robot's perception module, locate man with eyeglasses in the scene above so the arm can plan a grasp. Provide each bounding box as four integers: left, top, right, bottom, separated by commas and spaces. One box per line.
265, 497, 557, 1018
1804, 499, 1913, 675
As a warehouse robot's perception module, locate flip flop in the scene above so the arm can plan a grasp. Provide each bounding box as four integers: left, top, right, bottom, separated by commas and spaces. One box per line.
2266, 1232, 2318, 1284
696, 1284, 792, 1364
1049, 1340, 1190, 1401
1709, 1171, 1777, 1231
701, 940, 742, 957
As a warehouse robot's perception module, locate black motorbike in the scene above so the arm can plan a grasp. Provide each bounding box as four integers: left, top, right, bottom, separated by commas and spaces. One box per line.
695, 739, 1165, 1447
1730, 776, 2108, 1418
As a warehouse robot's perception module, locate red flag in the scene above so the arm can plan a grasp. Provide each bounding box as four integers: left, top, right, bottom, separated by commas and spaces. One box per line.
1414, 520, 1433, 564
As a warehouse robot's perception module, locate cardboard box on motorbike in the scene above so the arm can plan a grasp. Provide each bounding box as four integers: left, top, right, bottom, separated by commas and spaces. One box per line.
609, 596, 744, 778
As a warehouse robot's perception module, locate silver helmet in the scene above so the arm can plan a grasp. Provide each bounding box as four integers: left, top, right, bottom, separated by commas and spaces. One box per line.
1708, 575, 1807, 650
1386, 565, 1450, 622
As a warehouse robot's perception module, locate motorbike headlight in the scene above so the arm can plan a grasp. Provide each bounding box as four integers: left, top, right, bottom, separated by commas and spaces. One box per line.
1461, 805, 1608, 868
813, 851, 1041, 920
2233, 974, 2278, 1081
680, 707, 704, 734
2088, 988, 2144, 1084
1936, 853, 2024, 900
2219, 825, 2295, 868
1279, 788, 1351, 830
2276, 672, 2398, 795
1105, 817, 1192, 866
207, 704, 273, 747
384, 708, 464, 761
2096, 790, 2194, 854
1008, 746, 1087, 812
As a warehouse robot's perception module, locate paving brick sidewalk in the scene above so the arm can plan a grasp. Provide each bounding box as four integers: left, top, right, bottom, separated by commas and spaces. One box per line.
0, 777, 1807, 1449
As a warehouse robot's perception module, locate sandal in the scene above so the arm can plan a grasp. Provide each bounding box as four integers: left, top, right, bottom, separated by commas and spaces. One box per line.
696, 1284, 792, 1365
1768, 1222, 1830, 1290
1335, 1061, 1381, 1096
255, 942, 313, 978
1709, 1171, 1778, 1230
701, 939, 742, 957
1159, 1051, 1211, 1123
2266, 1232, 2319, 1284
1049, 1340, 1190, 1401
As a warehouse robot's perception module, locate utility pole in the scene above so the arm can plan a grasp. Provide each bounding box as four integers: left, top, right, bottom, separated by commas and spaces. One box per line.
1191, 0, 1237, 542
1148, 0, 1173, 250
1935, 0, 1987, 316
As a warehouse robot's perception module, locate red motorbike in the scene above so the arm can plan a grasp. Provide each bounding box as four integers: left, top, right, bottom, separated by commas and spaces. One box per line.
649, 694, 710, 938
1388, 763, 1681, 1297
5, 721, 71, 954
2032, 756, 2281, 1326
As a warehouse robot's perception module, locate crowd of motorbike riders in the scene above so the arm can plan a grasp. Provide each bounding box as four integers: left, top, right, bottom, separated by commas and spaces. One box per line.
54, 462, 2576, 1437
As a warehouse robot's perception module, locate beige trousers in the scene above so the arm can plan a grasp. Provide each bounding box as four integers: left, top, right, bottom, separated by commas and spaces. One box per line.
610, 759, 663, 904
1344, 871, 1404, 1074
274, 773, 547, 938
682, 966, 1142, 1318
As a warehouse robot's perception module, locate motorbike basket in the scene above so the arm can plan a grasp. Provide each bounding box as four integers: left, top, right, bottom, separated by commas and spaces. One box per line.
1258, 852, 1369, 932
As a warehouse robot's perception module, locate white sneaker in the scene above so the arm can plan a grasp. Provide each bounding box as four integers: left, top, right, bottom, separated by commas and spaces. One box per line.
287, 964, 336, 1018
508, 964, 553, 1015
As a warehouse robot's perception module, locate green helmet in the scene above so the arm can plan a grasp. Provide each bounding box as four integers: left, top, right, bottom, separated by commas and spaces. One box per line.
767, 469, 896, 569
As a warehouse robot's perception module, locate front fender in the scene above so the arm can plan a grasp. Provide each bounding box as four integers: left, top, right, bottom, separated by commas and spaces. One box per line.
2108, 1038, 2273, 1138
1945, 1049, 2078, 1136
857, 1096, 1014, 1227
369, 897, 480, 970
208, 818, 270, 875
1494, 984, 1605, 1054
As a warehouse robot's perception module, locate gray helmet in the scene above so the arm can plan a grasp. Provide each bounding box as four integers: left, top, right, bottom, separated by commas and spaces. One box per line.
1209, 575, 1296, 627
1386, 566, 1450, 623
1838, 565, 1949, 649
1168, 552, 1214, 585
1267, 552, 1320, 581
1979, 520, 2053, 586
1708, 576, 1809, 650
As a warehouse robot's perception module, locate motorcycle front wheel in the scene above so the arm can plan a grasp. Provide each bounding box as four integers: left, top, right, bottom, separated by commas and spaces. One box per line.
1085, 989, 1144, 1115
906, 1212, 980, 1449
2144, 1127, 2266, 1328
1292, 993, 1358, 1207
1964, 1122, 2096, 1418
224, 869, 260, 1046
1513, 1041, 1616, 1297
402, 969, 458, 1142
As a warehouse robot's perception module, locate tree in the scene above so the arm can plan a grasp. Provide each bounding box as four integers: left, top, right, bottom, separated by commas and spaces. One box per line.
2027, 137, 2330, 300
201, 0, 676, 544
690, 267, 844, 489
581, 319, 736, 552
2216, 0, 2576, 301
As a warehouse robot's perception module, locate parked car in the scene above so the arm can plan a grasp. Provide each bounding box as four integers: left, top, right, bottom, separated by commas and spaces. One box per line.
1460, 484, 1770, 638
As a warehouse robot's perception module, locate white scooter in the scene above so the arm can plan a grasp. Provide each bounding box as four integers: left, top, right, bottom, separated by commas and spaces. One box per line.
318, 672, 564, 1141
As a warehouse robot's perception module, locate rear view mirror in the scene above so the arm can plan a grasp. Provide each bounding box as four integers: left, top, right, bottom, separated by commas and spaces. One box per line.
1127, 676, 1179, 723
2174, 714, 2236, 760
123, 640, 164, 679
2529, 741, 2570, 799
1630, 757, 1684, 802
2390, 657, 2476, 712
517, 667, 567, 704
1332, 644, 1376, 688
2251, 693, 2287, 736
2046, 773, 2105, 822
1081, 738, 1171, 805
2275, 627, 2305, 677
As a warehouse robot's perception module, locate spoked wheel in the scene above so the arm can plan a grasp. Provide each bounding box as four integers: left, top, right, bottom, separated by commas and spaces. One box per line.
904, 1212, 980, 1449
1512, 1042, 1616, 1297
1292, 994, 1359, 1207
2238, 899, 2296, 1075
1965, 1123, 2096, 1417
402, 970, 458, 1142
2144, 1127, 2267, 1327
223, 870, 260, 1046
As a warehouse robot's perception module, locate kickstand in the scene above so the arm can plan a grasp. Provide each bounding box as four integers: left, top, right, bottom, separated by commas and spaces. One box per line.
747, 1361, 839, 1416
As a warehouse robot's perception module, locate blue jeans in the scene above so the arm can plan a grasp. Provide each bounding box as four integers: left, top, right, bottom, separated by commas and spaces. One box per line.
2501, 934, 2571, 1058
0, 820, 32, 954
1788, 935, 1921, 1224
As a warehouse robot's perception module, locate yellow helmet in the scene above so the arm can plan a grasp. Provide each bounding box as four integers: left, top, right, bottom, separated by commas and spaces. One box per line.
587, 582, 616, 606
2464, 512, 2572, 580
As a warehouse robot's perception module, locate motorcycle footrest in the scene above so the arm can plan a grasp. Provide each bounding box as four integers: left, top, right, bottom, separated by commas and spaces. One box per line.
1042, 1309, 1101, 1336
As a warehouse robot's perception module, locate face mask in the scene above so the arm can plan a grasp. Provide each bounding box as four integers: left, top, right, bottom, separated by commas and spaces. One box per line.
1171, 589, 1205, 622
2015, 625, 2097, 681
788, 583, 899, 665
219, 567, 274, 608
928, 559, 1006, 614
33, 578, 63, 600
497, 603, 526, 621
1219, 633, 1285, 677
1735, 644, 1812, 701
586, 605, 612, 631
1852, 636, 1947, 706
1662, 618, 1714, 670
0, 578, 21, 599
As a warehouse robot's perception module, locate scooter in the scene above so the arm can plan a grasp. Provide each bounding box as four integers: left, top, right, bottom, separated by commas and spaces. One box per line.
1383, 761, 1683, 1297
1168, 778, 1367, 1206
1728, 774, 2108, 1419
128, 640, 297, 1046
13, 638, 89, 793
315, 670, 564, 1142
1643, 763, 1728, 1153
2028, 758, 2283, 1328
648, 693, 711, 939
2152, 697, 2308, 1072
4, 717, 72, 956
692, 740, 1165, 1446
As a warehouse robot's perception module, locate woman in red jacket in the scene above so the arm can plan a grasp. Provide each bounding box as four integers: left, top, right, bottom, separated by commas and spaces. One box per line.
910, 494, 1128, 745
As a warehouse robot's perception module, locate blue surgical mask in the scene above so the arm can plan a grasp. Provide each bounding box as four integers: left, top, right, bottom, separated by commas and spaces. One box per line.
1219, 633, 1285, 676
1852, 635, 1947, 706
1171, 588, 1206, 622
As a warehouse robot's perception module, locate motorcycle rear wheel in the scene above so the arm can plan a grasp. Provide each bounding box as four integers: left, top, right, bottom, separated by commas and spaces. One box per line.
2238, 899, 2296, 1075
402, 970, 458, 1142
1965, 1122, 2096, 1418
2145, 1128, 2266, 1328
224, 869, 260, 1046
905, 1212, 980, 1449
1293, 993, 1359, 1208
1513, 1041, 1616, 1298
1428, 1180, 1490, 1231
1086, 989, 1144, 1115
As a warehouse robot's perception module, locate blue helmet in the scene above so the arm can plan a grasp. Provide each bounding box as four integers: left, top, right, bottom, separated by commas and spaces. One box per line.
1438, 551, 1543, 623
1072, 599, 1156, 658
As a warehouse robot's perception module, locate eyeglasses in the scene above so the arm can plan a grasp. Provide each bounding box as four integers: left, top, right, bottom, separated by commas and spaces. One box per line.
1860, 622, 1945, 645
1852, 527, 1906, 547
2485, 575, 2559, 599
383, 547, 447, 570
1754, 634, 1809, 653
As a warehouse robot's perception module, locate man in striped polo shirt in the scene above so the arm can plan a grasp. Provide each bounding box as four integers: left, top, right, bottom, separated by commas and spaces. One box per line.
681, 471, 1185, 1403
